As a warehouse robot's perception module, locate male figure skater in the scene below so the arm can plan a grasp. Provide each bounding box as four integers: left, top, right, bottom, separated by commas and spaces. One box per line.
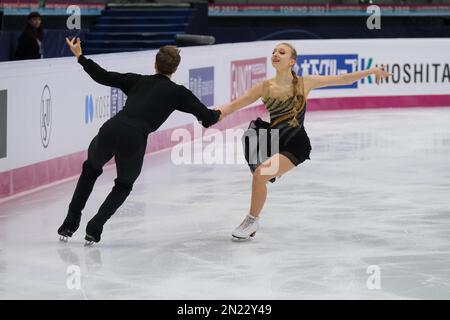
58, 37, 221, 244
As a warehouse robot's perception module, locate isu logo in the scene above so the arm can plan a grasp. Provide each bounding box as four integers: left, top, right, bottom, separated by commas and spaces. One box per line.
40, 85, 52, 148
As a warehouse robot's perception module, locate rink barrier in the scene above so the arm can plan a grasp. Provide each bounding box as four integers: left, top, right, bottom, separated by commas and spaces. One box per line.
1, 38, 450, 201
2, 93, 450, 201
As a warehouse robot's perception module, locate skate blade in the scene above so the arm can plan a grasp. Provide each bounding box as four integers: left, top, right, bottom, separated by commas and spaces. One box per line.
59, 235, 69, 242
84, 234, 98, 246
84, 240, 95, 247
232, 232, 256, 241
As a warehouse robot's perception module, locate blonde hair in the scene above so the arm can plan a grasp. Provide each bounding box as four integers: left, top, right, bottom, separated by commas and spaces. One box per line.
279, 42, 304, 127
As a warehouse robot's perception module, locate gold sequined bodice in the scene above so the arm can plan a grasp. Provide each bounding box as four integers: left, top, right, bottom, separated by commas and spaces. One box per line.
261, 78, 307, 127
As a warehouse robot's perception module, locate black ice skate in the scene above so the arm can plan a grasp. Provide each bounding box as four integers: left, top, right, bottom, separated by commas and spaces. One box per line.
57, 212, 81, 242
84, 222, 103, 246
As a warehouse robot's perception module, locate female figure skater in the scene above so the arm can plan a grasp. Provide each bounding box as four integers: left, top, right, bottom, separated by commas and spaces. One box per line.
218, 43, 392, 240
58, 37, 221, 244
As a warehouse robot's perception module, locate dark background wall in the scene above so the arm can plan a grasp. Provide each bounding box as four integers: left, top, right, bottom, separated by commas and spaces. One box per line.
207, 16, 450, 43
1, 1, 450, 61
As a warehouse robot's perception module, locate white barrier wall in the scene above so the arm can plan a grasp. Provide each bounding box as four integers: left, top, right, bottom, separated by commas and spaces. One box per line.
1, 38, 449, 197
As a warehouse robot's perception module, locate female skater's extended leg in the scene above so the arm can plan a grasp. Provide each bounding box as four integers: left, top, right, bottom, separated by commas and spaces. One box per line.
232, 153, 295, 239
250, 153, 295, 217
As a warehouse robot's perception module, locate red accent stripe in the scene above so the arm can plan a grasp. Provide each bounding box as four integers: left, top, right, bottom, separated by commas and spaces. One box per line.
307, 94, 450, 111
1, 94, 450, 200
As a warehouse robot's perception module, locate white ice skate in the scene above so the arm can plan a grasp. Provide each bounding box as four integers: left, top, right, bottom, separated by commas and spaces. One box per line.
232, 214, 259, 240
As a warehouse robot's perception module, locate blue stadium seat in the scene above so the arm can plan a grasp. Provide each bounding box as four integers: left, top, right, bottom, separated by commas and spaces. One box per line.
83, 6, 194, 54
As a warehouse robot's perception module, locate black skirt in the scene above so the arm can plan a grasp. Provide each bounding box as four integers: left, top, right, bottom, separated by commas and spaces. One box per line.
242, 117, 312, 182
275, 119, 312, 166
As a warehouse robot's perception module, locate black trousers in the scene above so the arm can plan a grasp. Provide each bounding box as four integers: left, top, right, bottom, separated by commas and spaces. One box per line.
67, 117, 147, 231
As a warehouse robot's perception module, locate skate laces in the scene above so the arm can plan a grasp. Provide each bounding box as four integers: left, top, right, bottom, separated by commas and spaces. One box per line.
239, 215, 256, 230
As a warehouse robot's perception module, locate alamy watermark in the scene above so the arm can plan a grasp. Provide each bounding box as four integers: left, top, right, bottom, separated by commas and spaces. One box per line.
170, 121, 281, 176
66, 5, 81, 31
366, 5, 381, 30
66, 264, 81, 290
366, 265, 381, 290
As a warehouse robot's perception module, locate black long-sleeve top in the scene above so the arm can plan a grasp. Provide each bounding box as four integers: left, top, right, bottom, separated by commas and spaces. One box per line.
77, 55, 220, 134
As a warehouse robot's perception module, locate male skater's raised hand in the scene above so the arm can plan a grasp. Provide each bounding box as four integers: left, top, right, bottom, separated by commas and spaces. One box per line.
65, 37, 82, 59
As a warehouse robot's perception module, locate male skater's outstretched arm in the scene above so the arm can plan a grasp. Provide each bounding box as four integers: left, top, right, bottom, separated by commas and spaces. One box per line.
66, 37, 219, 127
176, 85, 220, 128
67, 37, 141, 95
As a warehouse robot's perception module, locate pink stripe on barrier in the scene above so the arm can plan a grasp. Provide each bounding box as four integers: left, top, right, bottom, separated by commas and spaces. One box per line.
0, 171, 11, 197
1, 94, 450, 201
307, 94, 450, 111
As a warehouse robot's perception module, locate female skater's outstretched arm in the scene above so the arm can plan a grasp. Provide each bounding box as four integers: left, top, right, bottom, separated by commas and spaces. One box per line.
218, 82, 264, 120
66, 37, 141, 95
302, 66, 392, 95
218, 67, 391, 121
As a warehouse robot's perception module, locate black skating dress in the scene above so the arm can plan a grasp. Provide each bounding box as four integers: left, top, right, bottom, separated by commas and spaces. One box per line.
242, 78, 312, 182
261, 77, 312, 167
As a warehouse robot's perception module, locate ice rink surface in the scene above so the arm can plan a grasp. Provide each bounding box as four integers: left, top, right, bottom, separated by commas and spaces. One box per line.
1, 107, 450, 299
